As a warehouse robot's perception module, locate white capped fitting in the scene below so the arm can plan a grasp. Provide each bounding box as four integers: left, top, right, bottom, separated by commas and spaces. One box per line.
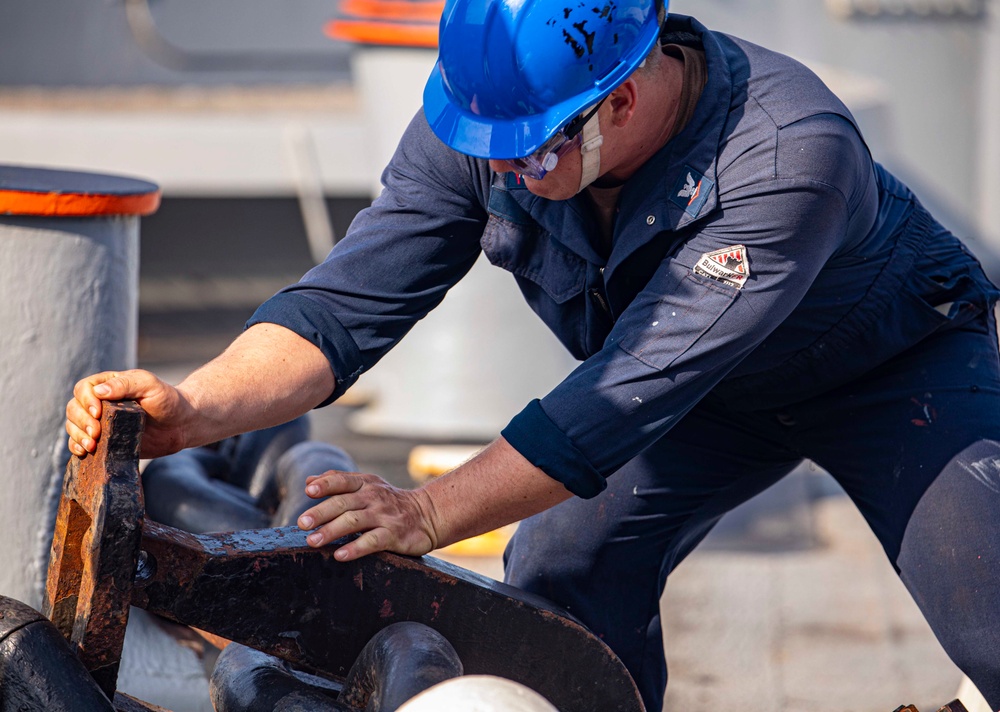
397, 675, 561, 712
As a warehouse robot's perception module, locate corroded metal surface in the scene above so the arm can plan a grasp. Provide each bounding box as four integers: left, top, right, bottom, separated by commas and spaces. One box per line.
131, 524, 645, 712
43, 401, 145, 698
112, 692, 171, 712
39, 401, 642, 711
893, 702, 970, 712
0, 595, 115, 711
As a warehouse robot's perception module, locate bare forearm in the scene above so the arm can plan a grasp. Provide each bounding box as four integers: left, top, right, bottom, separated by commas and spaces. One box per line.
176, 323, 335, 448
420, 437, 572, 548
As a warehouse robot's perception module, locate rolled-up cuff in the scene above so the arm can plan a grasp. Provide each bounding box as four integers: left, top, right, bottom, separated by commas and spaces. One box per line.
501, 399, 607, 499
246, 293, 364, 406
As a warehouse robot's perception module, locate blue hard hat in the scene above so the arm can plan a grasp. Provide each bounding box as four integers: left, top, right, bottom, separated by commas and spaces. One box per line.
423, 0, 666, 159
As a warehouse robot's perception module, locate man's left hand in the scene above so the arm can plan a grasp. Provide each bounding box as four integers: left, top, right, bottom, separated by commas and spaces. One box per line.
296, 471, 440, 561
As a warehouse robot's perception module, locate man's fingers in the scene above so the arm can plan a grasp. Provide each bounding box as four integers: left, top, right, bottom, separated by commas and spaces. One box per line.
304, 470, 369, 498
65, 420, 95, 455
67, 369, 181, 459
334, 528, 393, 561
88, 371, 145, 401
65, 397, 100, 453
304, 507, 380, 548
297, 474, 435, 559
68, 371, 130, 455
73, 372, 117, 421
297, 492, 366, 531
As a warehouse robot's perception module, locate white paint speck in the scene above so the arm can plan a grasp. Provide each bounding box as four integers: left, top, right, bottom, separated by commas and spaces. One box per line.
632, 396, 643, 404
651, 321, 659, 326
671, 311, 676, 317
633, 486, 639, 495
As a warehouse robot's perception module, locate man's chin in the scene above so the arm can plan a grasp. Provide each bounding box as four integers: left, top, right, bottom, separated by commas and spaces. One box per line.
523, 177, 576, 201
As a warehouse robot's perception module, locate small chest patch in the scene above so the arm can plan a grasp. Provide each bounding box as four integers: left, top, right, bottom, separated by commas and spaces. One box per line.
670, 166, 714, 217
694, 245, 749, 289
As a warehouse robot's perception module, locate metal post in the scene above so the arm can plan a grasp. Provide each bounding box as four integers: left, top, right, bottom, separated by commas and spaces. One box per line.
0, 165, 159, 609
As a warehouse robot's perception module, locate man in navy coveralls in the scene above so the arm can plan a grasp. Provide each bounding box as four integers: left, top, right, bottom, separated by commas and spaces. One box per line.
67, 1, 1000, 708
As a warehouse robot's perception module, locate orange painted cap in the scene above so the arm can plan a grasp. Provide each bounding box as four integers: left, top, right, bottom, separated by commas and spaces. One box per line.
0, 165, 161, 217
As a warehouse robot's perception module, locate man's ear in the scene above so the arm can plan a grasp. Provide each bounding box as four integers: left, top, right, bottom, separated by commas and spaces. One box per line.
607, 79, 639, 128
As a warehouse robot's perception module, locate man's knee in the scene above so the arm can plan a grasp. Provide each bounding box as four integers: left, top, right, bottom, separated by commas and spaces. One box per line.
898, 439, 1000, 707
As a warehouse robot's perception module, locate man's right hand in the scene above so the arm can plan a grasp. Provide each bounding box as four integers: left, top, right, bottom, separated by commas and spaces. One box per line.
65, 370, 192, 459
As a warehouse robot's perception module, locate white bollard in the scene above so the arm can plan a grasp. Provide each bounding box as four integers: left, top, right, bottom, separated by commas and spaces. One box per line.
349, 252, 578, 440
347, 46, 578, 440
956, 675, 992, 712
397, 675, 561, 712
351, 47, 439, 198
0, 165, 158, 609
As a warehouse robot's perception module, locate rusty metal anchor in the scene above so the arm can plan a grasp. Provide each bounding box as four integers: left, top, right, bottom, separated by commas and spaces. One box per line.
38, 401, 645, 712
893, 702, 970, 712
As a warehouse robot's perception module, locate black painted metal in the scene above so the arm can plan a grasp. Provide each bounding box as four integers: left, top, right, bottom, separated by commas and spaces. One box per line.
0, 595, 114, 711
339, 622, 463, 711
224, 416, 311, 500
266, 441, 359, 527
142, 449, 271, 533
131, 523, 645, 712
211, 643, 343, 711
141, 422, 357, 532
212, 622, 461, 712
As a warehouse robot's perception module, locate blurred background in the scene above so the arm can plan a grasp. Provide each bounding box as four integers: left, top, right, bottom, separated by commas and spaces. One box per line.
1, 0, 998, 710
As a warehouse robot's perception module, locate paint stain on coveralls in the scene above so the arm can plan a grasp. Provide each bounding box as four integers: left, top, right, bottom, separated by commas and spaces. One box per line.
910, 396, 936, 426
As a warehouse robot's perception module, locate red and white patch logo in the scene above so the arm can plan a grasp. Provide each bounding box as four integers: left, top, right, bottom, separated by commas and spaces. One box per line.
694, 245, 749, 289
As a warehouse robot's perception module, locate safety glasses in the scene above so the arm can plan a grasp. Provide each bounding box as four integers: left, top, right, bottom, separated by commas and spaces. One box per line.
505, 100, 605, 180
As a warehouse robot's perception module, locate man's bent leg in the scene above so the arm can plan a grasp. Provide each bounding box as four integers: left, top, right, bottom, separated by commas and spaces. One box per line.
897, 439, 1000, 708
504, 399, 801, 712
795, 322, 1000, 710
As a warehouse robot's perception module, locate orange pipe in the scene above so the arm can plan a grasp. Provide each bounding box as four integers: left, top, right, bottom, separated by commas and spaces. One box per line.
339, 0, 445, 22
0, 189, 161, 217
325, 19, 438, 47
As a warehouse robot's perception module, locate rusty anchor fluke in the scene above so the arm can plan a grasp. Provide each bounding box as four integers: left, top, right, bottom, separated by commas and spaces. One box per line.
893, 702, 970, 712
2, 401, 976, 711
23, 401, 646, 711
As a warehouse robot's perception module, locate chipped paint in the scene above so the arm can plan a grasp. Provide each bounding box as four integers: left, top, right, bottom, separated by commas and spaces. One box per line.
910, 396, 937, 426
959, 454, 1000, 494
43, 402, 146, 698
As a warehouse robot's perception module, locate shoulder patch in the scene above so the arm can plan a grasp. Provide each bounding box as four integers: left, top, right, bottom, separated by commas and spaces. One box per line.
670, 165, 714, 217
694, 245, 749, 289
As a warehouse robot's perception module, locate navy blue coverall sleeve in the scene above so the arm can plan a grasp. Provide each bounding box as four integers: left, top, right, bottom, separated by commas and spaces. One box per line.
248, 113, 491, 404
251, 111, 875, 499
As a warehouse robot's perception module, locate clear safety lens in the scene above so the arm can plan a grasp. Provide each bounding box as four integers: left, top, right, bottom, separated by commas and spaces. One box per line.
502, 100, 604, 180
507, 133, 581, 180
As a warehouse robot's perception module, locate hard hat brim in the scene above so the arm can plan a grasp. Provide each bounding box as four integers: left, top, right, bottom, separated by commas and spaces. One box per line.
422, 64, 572, 160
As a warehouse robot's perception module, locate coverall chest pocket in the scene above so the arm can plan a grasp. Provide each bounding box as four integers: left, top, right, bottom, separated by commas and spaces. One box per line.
481, 187, 585, 304
620, 270, 738, 370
